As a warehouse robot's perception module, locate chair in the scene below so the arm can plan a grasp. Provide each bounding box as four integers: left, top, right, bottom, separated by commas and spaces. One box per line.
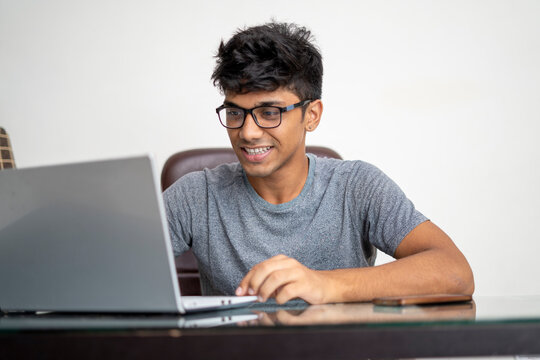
0, 127, 16, 169
161, 146, 342, 295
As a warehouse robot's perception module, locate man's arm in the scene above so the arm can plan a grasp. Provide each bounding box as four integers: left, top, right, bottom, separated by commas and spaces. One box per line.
235, 221, 474, 304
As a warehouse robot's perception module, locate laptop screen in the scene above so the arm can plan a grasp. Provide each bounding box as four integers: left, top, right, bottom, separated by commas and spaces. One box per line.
0, 156, 183, 313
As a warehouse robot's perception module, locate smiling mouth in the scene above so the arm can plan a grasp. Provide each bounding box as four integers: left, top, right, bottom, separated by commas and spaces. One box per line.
242, 146, 272, 155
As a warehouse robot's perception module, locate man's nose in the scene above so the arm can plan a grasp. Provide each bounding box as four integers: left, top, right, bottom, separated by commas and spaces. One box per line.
239, 112, 264, 140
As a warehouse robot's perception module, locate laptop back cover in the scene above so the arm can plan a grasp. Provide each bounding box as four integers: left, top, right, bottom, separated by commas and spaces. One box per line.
0, 156, 183, 313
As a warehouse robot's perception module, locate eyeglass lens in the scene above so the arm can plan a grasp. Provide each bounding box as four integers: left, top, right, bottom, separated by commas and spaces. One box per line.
218, 107, 281, 129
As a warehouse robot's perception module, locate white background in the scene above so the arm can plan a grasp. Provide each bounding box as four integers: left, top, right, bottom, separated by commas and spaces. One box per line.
1, 0, 539, 296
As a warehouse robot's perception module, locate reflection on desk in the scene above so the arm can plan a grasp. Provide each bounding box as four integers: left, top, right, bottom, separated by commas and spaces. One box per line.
249, 301, 476, 327
0, 310, 260, 331
2, 296, 540, 360
0, 300, 477, 331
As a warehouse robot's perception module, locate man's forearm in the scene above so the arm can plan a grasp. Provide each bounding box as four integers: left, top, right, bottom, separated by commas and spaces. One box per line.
321, 247, 474, 303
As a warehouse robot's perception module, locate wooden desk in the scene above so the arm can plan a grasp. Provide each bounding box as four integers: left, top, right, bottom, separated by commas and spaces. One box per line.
2, 296, 540, 359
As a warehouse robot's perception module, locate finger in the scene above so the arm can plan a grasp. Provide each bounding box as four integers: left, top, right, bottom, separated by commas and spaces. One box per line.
236, 255, 289, 296
257, 268, 301, 302
248, 257, 299, 296
274, 282, 304, 304
236, 262, 266, 296
236, 272, 251, 296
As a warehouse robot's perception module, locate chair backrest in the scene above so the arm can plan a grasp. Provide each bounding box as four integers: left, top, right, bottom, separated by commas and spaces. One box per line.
161, 146, 342, 191
161, 146, 342, 295
0, 127, 16, 170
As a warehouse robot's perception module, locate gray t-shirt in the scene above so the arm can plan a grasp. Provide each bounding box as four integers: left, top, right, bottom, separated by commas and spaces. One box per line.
163, 153, 427, 296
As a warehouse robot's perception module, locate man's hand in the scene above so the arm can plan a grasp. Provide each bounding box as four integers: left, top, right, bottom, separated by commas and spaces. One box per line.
235, 254, 330, 304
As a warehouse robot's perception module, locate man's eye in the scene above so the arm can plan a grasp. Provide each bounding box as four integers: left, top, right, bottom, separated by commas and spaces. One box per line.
260, 108, 280, 118
226, 109, 242, 117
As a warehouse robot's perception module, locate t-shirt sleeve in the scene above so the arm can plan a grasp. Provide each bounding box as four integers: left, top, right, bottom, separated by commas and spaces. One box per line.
162, 172, 205, 256
351, 162, 428, 256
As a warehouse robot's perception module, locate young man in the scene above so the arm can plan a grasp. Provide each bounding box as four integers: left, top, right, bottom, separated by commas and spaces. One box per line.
164, 22, 474, 304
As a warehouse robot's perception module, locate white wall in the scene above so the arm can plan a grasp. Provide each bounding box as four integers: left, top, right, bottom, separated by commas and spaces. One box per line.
1, 0, 539, 296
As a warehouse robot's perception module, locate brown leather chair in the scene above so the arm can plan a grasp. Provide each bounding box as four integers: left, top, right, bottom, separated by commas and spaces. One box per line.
161, 146, 342, 295
0, 127, 16, 170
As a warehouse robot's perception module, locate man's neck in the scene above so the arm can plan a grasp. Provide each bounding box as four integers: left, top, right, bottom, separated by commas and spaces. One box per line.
246, 154, 310, 205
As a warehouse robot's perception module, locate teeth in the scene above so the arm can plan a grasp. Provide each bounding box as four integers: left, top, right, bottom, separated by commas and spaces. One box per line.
245, 146, 271, 155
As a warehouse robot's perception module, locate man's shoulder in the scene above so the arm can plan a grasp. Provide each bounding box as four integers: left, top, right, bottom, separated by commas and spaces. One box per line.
203, 161, 244, 186
166, 161, 243, 193
311, 154, 382, 178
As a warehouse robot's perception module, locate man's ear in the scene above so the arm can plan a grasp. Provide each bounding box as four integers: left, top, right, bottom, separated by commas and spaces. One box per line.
304, 99, 323, 132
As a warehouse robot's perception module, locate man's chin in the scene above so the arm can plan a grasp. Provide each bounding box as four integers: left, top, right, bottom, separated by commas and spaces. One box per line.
241, 162, 274, 179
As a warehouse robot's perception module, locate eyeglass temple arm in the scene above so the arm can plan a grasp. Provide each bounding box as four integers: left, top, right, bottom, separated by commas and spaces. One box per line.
282, 99, 312, 112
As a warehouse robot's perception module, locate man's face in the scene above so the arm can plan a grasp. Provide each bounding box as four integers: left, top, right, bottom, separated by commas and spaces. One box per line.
223, 88, 310, 179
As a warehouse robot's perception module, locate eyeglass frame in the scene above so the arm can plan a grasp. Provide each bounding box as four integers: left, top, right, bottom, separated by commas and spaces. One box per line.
215, 99, 312, 129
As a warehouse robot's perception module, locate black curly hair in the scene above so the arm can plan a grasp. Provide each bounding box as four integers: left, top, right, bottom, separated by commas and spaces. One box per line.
211, 22, 323, 100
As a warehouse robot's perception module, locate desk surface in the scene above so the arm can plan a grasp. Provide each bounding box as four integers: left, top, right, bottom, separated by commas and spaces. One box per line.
2, 296, 540, 359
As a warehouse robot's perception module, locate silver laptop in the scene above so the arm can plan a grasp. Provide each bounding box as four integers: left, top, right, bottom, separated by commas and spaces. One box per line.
0, 155, 257, 314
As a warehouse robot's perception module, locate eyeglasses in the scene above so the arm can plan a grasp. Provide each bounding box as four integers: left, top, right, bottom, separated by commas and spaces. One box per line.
216, 99, 312, 129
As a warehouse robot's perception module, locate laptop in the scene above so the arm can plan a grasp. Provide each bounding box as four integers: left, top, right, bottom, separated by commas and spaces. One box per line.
0, 155, 257, 314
